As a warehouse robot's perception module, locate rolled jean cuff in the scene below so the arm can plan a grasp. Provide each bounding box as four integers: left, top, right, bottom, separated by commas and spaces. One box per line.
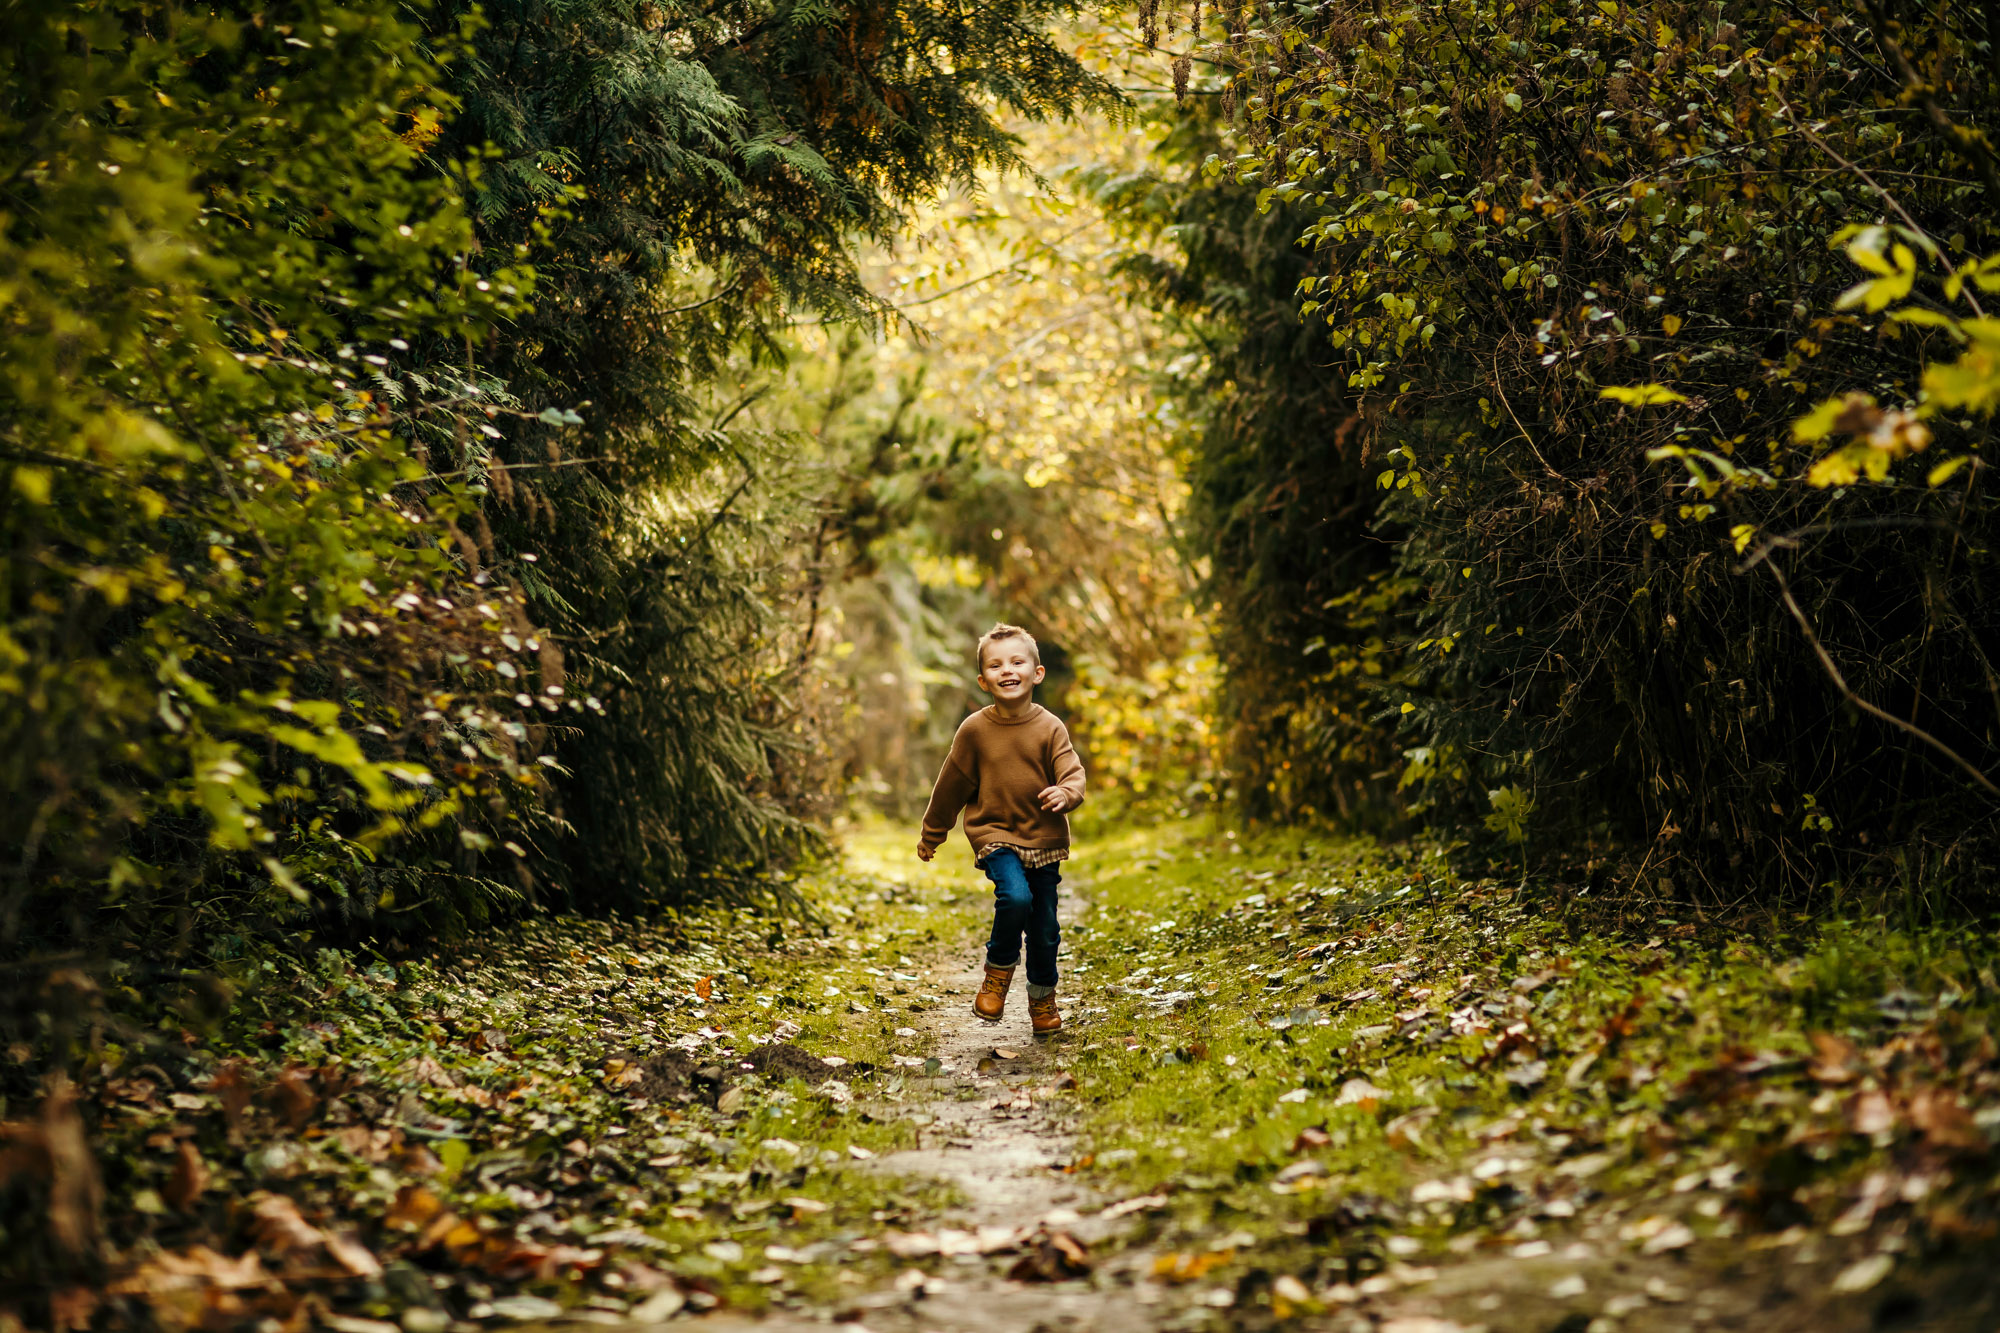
1026, 983, 1057, 999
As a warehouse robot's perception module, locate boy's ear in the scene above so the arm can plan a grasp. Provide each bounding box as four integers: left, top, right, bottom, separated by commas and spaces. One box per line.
1033, 664, 1047, 684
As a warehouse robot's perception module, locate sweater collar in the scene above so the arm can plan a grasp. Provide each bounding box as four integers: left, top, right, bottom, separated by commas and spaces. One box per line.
980, 703, 1045, 726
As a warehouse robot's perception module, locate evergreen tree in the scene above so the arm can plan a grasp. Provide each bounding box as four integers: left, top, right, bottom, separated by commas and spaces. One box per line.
425, 0, 1121, 905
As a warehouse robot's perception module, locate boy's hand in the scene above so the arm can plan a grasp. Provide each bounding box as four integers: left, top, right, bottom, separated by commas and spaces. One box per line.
1037, 786, 1073, 813
916, 842, 936, 862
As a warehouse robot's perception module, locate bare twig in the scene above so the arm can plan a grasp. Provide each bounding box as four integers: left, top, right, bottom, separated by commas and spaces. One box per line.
1764, 559, 2000, 799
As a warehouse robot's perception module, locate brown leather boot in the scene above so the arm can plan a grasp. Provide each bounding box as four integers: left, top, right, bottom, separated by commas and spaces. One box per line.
1029, 990, 1062, 1036
973, 963, 1014, 1021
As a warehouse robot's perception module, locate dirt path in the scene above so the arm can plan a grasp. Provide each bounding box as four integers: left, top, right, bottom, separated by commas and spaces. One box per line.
683, 888, 1172, 1333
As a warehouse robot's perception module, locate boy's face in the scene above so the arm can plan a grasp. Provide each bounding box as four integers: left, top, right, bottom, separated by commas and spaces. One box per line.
976, 640, 1045, 704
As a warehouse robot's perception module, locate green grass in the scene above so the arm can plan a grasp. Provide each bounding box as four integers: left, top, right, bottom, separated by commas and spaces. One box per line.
1052, 818, 2000, 1313
65, 813, 2000, 1329
71, 824, 991, 1326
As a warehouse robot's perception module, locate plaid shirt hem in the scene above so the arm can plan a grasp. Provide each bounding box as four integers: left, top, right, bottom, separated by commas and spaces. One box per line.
975, 842, 1070, 870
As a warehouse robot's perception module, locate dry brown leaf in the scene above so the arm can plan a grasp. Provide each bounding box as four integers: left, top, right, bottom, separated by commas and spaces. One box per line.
251, 1193, 324, 1255
1292, 1126, 1333, 1152
695, 975, 713, 1002
164, 1140, 209, 1213
1808, 1032, 1859, 1084
48, 1285, 98, 1331
1006, 1229, 1090, 1281
400, 1144, 444, 1177
267, 1066, 317, 1129
383, 1183, 445, 1232
1335, 1077, 1386, 1108
322, 1230, 383, 1278
111, 1245, 271, 1294
400, 1057, 457, 1090
1850, 1089, 1897, 1136
212, 1060, 253, 1134
1906, 1087, 1984, 1153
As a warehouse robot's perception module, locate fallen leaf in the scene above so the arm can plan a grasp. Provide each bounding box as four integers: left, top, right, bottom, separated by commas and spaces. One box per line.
1334, 1077, 1385, 1108
1641, 1221, 1695, 1254
399, 1056, 456, 1091
212, 1060, 253, 1133
488, 1294, 564, 1320
1098, 1193, 1168, 1220
1152, 1250, 1233, 1284
1006, 1229, 1090, 1281
1292, 1126, 1332, 1152
1808, 1032, 1859, 1084
628, 1287, 687, 1322
384, 1183, 445, 1232
0, 1076, 104, 1261
1831, 1253, 1894, 1294
323, 1230, 383, 1277
1906, 1087, 1983, 1153
268, 1065, 318, 1126
164, 1141, 208, 1212
250, 1192, 324, 1255
695, 976, 712, 1002
1850, 1089, 1897, 1135
1271, 1273, 1313, 1311
993, 1047, 1020, 1059
1273, 1158, 1326, 1186
110, 1244, 270, 1294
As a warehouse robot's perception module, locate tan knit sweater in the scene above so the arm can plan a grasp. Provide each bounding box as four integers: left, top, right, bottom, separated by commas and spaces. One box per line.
918, 704, 1086, 859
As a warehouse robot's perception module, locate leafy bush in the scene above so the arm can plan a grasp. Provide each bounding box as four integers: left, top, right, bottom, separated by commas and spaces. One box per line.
0, 0, 557, 966
1173, 0, 1999, 893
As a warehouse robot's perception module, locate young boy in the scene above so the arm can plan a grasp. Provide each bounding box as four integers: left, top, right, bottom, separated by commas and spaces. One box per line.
916, 624, 1085, 1036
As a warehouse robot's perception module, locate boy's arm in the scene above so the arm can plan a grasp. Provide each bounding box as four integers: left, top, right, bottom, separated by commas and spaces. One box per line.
917, 754, 977, 857
1040, 724, 1086, 813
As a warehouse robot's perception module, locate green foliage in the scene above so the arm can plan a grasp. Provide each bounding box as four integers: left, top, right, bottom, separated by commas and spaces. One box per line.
1167, 0, 2000, 891
1107, 107, 1404, 824
418, 0, 1122, 905
0, 0, 560, 961
1, 0, 1129, 964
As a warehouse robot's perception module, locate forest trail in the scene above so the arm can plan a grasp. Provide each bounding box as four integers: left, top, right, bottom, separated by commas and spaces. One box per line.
672, 883, 1172, 1333
29, 820, 2000, 1333
589, 823, 2000, 1333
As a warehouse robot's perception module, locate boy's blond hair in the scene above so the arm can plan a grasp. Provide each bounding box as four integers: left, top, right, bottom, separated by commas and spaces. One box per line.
975, 622, 1040, 670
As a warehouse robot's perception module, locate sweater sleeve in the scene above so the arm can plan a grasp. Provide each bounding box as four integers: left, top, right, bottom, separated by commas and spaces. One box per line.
918, 749, 978, 852
1048, 721, 1086, 809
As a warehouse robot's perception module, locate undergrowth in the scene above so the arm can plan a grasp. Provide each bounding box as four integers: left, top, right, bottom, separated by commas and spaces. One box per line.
1, 846, 981, 1329
1059, 820, 2000, 1327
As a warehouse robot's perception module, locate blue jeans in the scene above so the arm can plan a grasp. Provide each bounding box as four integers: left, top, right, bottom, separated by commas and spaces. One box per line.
981, 849, 1061, 987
